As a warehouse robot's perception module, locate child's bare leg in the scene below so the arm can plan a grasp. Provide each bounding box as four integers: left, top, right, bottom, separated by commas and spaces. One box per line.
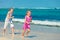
11, 28, 14, 40
11, 27, 14, 36
3, 29, 6, 36
26, 29, 30, 36
22, 30, 25, 37
3, 21, 8, 36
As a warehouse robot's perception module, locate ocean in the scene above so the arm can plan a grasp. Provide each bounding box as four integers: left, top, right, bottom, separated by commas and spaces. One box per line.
0, 8, 60, 26
0, 8, 60, 40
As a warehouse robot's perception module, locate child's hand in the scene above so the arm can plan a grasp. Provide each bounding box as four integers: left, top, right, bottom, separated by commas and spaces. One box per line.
26, 21, 30, 24
12, 16, 14, 18
30, 20, 32, 22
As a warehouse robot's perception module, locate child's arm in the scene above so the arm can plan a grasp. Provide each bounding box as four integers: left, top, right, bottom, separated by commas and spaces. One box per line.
24, 16, 29, 24
30, 20, 32, 22
10, 16, 14, 19
30, 17, 32, 22
7, 12, 11, 19
11, 16, 14, 18
25, 18, 29, 24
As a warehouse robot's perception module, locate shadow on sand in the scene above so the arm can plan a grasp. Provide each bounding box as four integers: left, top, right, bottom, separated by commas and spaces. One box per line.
9, 32, 21, 35
25, 35, 37, 38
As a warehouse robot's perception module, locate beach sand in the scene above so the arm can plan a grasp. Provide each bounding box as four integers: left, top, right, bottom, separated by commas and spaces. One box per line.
0, 22, 60, 40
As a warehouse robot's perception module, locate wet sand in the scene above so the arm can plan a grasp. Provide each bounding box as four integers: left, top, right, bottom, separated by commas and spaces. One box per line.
0, 22, 60, 40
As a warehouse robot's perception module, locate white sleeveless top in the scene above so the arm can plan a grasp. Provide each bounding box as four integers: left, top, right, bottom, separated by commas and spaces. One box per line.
5, 12, 12, 22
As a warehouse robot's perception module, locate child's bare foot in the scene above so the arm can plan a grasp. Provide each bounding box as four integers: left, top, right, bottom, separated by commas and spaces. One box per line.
21, 34, 24, 38
3, 32, 5, 36
22, 35, 24, 36
21, 35, 24, 40
11, 34, 14, 40
25, 33, 28, 37
26, 30, 30, 37
3, 29, 6, 36
12, 33, 14, 37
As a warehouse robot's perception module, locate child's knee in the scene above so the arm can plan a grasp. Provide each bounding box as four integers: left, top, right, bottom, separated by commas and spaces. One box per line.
28, 29, 30, 32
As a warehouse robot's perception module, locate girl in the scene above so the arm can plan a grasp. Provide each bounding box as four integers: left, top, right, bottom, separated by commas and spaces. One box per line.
22, 10, 32, 37
3, 8, 14, 36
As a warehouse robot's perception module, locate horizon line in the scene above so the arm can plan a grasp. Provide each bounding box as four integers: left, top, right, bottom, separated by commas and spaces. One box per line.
0, 7, 60, 9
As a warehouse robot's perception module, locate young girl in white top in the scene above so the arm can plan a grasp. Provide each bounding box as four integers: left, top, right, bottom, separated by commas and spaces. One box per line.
3, 8, 14, 36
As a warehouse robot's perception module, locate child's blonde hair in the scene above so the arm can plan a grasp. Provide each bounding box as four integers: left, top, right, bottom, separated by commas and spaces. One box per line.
9, 8, 13, 11
26, 10, 31, 15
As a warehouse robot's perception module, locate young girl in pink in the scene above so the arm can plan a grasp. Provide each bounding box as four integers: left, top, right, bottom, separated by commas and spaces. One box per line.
22, 10, 32, 37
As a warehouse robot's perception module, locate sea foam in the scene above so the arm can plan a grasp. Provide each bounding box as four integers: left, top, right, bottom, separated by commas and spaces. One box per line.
12, 18, 60, 26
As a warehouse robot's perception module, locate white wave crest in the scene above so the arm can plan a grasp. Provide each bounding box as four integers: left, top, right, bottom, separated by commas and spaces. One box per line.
12, 18, 60, 26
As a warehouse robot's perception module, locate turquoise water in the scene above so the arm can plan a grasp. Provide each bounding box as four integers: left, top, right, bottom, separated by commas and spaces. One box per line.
0, 8, 60, 26
0, 8, 60, 21
0, 8, 60, 40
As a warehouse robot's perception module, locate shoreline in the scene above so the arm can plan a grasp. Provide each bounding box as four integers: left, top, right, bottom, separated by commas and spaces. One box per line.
0, 22, 60, 40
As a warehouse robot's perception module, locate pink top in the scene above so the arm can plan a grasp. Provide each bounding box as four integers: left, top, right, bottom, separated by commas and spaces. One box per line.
23, 16, 32, 30
24, 16, 32, 25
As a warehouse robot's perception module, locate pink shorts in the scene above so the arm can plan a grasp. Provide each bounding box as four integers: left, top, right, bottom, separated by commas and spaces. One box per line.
23, 23, 30, 31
